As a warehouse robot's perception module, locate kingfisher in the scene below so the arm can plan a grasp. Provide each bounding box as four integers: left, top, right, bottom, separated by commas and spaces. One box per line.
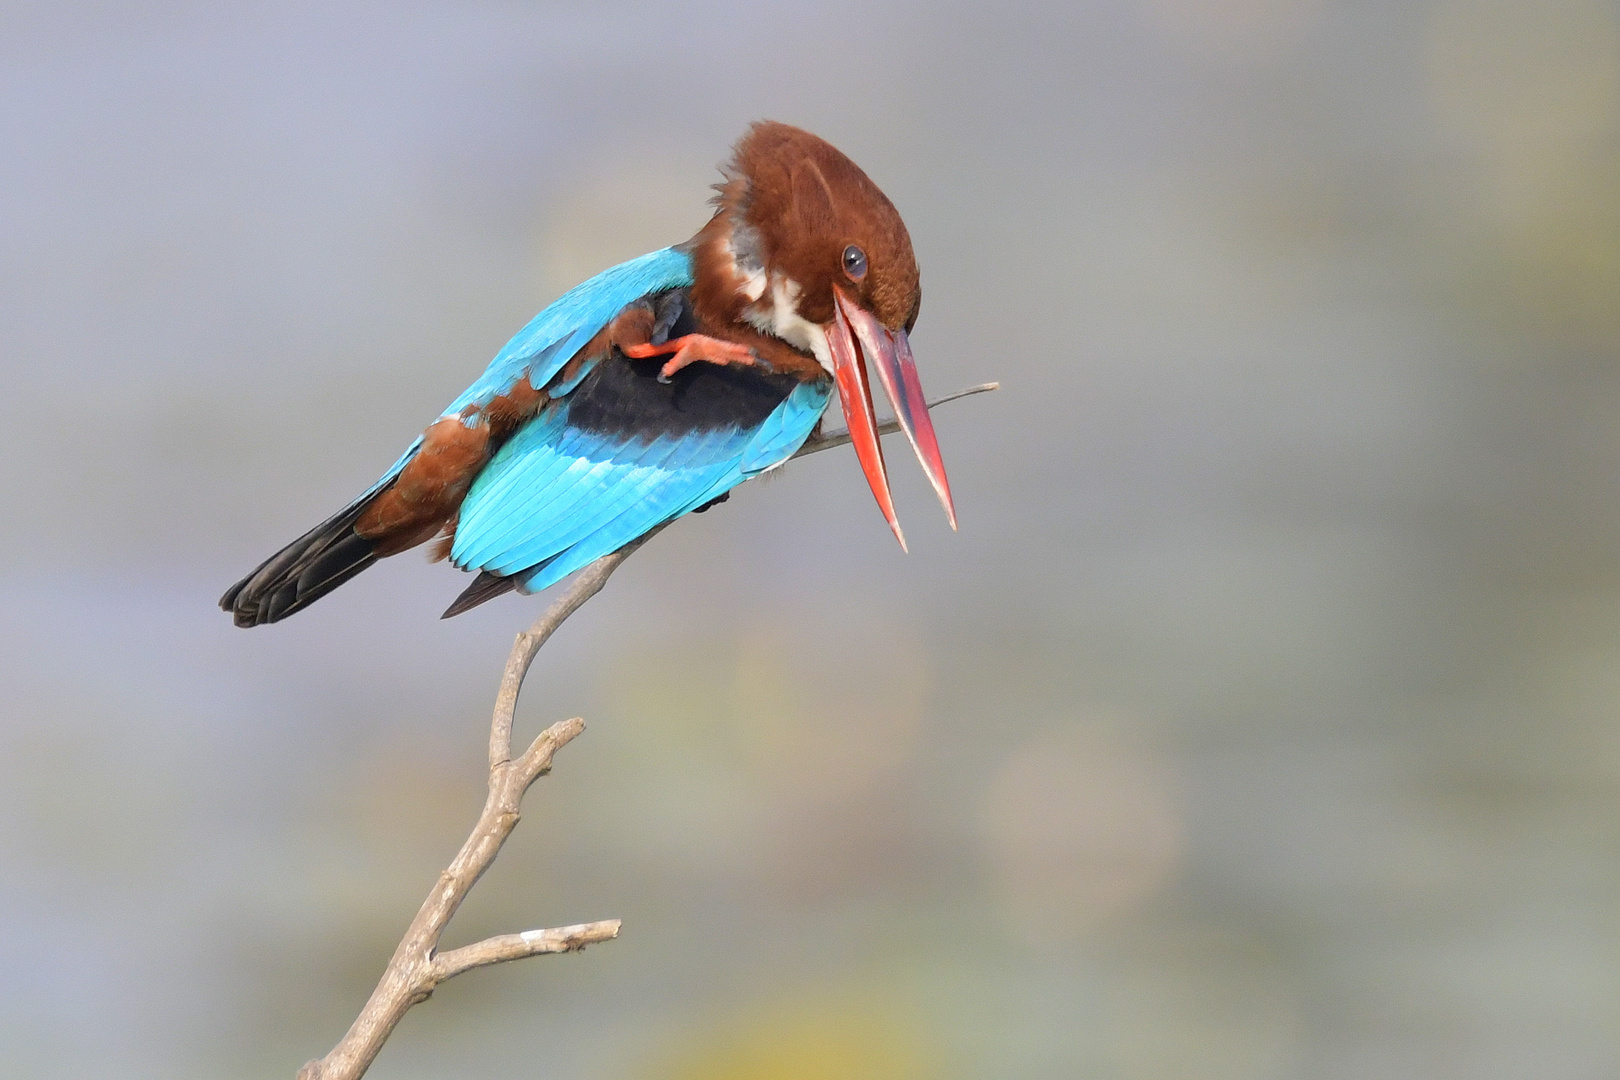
222, 122, 955, 626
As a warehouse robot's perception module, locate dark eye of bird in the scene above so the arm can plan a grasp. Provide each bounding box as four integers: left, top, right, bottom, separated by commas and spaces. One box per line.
842, 245, 868, 281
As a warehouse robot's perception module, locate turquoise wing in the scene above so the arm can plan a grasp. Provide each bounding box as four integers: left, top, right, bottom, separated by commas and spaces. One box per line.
440, 246, 694, 418
452, 377, 833, 592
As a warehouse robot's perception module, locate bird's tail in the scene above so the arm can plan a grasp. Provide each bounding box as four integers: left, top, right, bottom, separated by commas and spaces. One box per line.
220, 492, 385, 627
440, 570, 516, 619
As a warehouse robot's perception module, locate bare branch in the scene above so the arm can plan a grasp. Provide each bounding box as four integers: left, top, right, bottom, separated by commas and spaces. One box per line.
431, 921, 622, 983
293, 382, 995, 1080
296, 562, 637, 1080
513, 716, 582, 786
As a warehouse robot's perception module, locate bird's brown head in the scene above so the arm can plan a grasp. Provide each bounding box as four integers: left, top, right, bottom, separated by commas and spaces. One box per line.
714, 120, 920, 334
694, 121, 952, 547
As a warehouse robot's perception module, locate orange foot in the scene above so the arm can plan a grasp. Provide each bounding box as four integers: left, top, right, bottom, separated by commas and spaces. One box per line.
621, 334, 767, 383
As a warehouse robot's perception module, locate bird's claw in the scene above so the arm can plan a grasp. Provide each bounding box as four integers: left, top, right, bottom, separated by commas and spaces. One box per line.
623, 334, 765, 382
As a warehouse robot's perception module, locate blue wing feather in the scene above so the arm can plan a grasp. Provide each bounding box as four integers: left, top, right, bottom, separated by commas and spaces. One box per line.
738, 380, 831, 472
492, 434, 694, 570
513, 458, 739, 591
452, 377, 833, 589
463, 425, 737, 576
440, 246, 694, 419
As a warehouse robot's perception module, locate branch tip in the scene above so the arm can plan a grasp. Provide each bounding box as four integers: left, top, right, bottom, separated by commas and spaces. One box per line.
432, 920, 623, 982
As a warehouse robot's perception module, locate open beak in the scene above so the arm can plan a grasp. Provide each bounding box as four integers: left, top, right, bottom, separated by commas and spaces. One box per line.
826, 286, 957, 550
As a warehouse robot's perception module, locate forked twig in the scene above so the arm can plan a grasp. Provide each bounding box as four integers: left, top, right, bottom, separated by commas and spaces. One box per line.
294, 382, 997, 1080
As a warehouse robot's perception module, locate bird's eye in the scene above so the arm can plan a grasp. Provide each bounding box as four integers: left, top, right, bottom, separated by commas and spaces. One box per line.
842, 245, 868, 281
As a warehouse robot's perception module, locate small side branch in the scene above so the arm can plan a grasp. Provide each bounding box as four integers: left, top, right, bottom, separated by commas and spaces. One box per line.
432, 920, 622, 983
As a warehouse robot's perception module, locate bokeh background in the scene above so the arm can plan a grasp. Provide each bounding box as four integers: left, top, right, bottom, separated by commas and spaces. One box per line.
4, 0, 1620, 1076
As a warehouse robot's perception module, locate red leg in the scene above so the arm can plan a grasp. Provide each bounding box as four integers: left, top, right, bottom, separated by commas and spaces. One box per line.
622, 334, 766, 382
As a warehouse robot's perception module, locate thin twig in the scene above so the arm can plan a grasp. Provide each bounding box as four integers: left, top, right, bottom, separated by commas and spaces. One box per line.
431, 920, 623, 982
488, 526, 666, 770
794, 381, 999, 458
294, 382, 994, 1080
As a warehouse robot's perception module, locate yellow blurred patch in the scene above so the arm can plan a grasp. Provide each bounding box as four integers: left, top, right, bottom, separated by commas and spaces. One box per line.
1429, 0, 1620, 155
1420, 1, 1620, 352
640, 996, 938, 1080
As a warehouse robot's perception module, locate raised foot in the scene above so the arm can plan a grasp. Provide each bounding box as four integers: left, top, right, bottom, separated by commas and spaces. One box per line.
621, 334, 767, 383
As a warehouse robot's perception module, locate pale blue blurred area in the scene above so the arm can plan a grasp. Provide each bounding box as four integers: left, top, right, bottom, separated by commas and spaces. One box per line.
4, 0, 1620, 1077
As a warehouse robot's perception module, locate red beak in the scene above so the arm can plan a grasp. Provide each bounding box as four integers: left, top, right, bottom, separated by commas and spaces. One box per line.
826, 286, 957, 549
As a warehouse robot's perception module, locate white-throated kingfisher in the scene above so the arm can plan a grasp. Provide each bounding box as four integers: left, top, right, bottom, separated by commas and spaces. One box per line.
222, 122, 955, 626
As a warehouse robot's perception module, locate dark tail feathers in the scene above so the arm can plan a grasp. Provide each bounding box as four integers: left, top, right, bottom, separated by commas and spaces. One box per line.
440, 571, 517, 619
220, 494, 383, 627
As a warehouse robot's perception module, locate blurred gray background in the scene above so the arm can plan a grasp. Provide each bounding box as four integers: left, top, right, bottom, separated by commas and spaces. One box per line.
4, 1, 1619, 1077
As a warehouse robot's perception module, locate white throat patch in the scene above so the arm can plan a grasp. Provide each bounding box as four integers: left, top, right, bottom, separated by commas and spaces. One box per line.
743, 273, 833, 375
722, 234, 833, 375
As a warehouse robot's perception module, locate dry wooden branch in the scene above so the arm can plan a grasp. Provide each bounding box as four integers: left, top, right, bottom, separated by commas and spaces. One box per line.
294, 382, 996, 1080
294, 552, 647, 1080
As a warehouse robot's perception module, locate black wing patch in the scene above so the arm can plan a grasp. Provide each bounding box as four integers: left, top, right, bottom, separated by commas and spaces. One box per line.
566, 291, 802, 443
